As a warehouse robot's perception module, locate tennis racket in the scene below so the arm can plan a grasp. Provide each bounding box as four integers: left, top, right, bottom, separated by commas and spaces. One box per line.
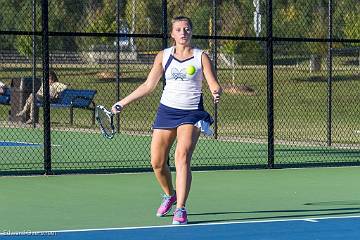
95, 105, 120, 139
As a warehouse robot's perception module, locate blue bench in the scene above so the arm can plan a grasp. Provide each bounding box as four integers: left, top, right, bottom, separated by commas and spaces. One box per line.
37, 89, 97, 125
0, 88, 11, 105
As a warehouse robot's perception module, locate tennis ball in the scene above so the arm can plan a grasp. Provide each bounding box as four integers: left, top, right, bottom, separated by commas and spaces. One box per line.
186, 65, 196, 75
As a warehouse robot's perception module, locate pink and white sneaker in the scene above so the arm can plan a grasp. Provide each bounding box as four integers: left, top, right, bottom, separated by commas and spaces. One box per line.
156, 192, 176, 217
172, 207, 188, 225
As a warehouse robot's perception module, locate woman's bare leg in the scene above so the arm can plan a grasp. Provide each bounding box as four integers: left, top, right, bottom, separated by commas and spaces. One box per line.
16, 95, 34, 116
174, 125, 200, 208
151, 129, 177, 196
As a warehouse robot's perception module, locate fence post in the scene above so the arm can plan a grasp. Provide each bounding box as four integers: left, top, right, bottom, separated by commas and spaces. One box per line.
266, 0, 274, 168
41, 0, 52, 175
212, 0, 218, 139
116, 0, 121, 133
32, 0, 37, 129
326, 0, 333, 146
162, 0, 168, 89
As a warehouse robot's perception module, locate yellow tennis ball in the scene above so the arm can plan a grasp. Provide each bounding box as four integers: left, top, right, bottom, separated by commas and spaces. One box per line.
186, 65, 196, 75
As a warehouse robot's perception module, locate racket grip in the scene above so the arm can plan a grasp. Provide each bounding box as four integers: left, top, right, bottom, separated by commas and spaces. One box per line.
112, 103, 123, 114
115, 104, 122, 112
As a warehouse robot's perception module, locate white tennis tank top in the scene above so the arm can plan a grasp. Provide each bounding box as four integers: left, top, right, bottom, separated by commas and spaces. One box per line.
160, 46, 204, 110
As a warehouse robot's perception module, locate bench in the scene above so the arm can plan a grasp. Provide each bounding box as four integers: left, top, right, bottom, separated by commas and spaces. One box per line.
37, 89, 97, 125
0, 88, 11, 105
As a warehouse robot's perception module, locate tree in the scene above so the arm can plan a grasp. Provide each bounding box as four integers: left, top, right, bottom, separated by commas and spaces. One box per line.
13, 0, 86, 56
342, 2, 360, 41
308, 1, 328, 72
48, 0, 86, 51
124, 0, 162, 52
13, 0, 42, 57
219, 0, 264, 64
219, 0, 246, 54
0, 0, 32, 51
82, 0, 117, 47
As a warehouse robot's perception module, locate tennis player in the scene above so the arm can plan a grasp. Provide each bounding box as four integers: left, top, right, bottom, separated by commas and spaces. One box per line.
112, 16, 222, 225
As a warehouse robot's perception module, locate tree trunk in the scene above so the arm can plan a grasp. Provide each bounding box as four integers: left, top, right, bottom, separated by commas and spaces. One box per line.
309, 54, 322, 72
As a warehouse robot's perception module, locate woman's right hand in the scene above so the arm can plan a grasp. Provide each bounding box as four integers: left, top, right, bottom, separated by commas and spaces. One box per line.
111, 103, 123, 114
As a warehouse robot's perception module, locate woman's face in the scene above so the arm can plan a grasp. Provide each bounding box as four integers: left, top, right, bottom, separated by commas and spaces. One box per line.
171, 20, 192, 46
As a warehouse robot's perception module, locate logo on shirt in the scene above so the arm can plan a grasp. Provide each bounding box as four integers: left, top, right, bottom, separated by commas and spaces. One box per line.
171, 68, 187, 81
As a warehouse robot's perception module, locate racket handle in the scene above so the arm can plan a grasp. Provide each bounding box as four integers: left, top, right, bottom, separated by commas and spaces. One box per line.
112, 103, 123, 114
115, 104, 122, 112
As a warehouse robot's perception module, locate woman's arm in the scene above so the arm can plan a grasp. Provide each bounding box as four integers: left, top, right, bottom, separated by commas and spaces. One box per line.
112, 51, 164, 113
49, 82, 67, 99
202, 52, 222, 103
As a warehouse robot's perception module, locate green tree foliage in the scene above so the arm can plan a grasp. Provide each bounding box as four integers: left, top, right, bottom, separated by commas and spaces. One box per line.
167, 0, 211, 35
48, 0, 86, 51
82, 0, 117, 47
0, 0, 33, 51
307, 1, 328, 52
219, 0, 248, 54
11, 0, 86, 55
166, 0, 212, 49
339, 1, 360, 40
219, 0, 264, 64
12, 0, 41, 57
49, 0, 85, 32
124, 0, 162, 51
1, 0, 359, 56
274, 0, 311, 38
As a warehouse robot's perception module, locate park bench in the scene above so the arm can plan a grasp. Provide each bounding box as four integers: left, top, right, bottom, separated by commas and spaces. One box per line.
0, 88, 11, 120
36, 89, 97, 125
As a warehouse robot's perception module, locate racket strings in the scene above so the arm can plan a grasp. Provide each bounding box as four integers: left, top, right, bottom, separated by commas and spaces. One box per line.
96, 107, 115, 138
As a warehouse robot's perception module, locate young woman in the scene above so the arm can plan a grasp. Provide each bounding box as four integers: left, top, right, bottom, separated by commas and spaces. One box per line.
112, 16, 221, 225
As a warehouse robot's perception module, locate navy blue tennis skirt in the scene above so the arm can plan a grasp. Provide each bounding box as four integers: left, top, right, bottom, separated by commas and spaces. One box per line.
153, 104, 214, 129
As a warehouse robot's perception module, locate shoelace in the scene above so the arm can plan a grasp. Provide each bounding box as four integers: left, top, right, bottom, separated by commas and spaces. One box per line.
160, 194, 173, 207
174, 209, 185, 218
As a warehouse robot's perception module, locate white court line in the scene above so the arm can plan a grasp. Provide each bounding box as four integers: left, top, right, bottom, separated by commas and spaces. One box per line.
4, 214, 358, 235
304, 219, 318, 222
0, 140, 61, 147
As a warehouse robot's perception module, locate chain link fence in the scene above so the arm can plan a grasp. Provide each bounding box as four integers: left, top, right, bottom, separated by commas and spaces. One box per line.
0, 0, 359, 175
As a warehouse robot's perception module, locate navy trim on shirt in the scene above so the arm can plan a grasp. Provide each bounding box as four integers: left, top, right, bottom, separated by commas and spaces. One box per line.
164, 54, 174, 74
173, 56, 194, 63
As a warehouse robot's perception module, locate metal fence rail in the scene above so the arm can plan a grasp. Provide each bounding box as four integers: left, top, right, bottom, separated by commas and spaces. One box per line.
0, 0, 359, 175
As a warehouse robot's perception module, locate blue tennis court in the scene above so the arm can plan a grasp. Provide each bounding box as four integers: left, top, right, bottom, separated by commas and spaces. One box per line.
2, 216, 359, 240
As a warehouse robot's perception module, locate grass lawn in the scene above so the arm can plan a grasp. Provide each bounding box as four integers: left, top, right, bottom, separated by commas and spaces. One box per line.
0, 54, 359, 173
1, 61, 359, 144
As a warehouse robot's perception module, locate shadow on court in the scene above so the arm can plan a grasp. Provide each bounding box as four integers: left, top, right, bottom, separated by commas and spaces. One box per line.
187, 207, 360, 224
304, 200, 360, 206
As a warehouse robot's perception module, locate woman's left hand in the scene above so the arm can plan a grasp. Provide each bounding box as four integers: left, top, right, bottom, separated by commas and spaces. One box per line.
212, 89, 221, 104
